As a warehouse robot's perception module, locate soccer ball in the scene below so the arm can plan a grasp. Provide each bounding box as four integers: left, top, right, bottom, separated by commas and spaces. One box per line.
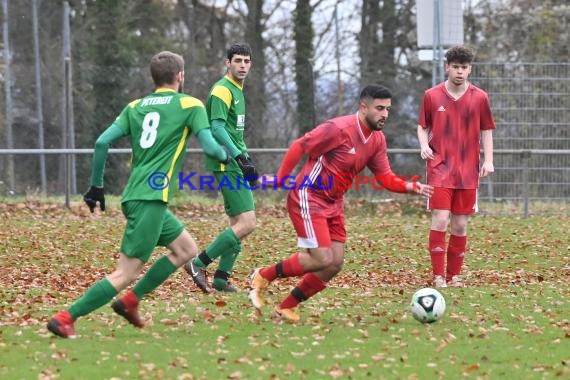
410, 287, 446, 323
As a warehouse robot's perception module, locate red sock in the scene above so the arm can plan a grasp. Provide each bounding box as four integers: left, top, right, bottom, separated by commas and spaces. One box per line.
429, 230, 446, 277
260, 253, 305, 282
121, 290, 139, 308
446, 235, 467, 280
279, 272, 327, 309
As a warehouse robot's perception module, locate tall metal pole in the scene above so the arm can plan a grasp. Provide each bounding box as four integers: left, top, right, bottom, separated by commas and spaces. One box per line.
334, 4, 343, 115
62, 1, 71, 207
32, 0, 47, 195
2, 0, 15, 193
436, 0, 444, 84
63, 1, 76, 195
431, 0, 438, 87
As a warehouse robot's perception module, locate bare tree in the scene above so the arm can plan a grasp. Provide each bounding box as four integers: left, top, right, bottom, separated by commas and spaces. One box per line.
294, 0, 315, 135
1, 0, 14, 192
176, 0, 230, 99
244, 0, 266, 149
359, 0, 396, 88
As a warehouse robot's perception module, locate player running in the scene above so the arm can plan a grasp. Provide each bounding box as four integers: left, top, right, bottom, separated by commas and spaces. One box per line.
47, 51, 230, 338
184, 43, 258, 293
249, 84, 433, 322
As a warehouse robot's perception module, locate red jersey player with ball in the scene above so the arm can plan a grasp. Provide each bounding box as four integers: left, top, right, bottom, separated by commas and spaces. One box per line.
249, 84, 433, 322
417, 45, 496, 288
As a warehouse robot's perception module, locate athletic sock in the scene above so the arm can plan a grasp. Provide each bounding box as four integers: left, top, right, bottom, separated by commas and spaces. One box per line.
260, 253, 304, 282
214, 247, 241, 288
68, 278, 118, 320
194, 228, 240, 267
132, 255, 177, 300
446, 235, 467, 280
212, 269, 231, 289
429, 230, 446, 277
279, 272, 327, 309
193, 250, 213, 268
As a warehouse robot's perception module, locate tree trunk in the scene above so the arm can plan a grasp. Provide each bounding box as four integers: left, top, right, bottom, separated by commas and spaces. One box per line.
359, 0, 396, 88
244, 0, 266, 148
294, 0, 315, 135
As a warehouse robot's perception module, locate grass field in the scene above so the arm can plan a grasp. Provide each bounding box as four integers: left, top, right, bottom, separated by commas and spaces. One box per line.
0, 197, 568, 379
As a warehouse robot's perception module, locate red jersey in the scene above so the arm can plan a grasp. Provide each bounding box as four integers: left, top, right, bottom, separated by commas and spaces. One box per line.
288, 113, 400, 217
418, 82, 495, 189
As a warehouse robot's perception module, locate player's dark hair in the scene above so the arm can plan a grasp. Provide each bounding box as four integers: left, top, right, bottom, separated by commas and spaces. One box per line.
359, 84, 392, 102
445, 46, 474, 64
150, 51, 184, 86
227, 43, 252, 61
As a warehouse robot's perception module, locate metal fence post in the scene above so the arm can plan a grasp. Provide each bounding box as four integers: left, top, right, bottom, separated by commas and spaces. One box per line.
62, 1, 72, 208
486, 175, 494, 202
521, 150, 531, 218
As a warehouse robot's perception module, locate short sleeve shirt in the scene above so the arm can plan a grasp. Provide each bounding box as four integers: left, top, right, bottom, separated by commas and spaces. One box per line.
418, 83, 496, 188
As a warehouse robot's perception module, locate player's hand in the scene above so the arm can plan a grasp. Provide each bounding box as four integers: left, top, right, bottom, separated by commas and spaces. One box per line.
83, 186, 105, 213
479, 161, 494, 177
235, 154, 259, 186
419, 145, 434, 160
220, 146, 233, 165
258, 174, 277, 188
414, 182, 433, 198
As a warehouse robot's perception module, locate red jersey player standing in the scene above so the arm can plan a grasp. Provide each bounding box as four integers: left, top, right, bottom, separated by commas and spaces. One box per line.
248, 84, 433, 322
417, 46, 496, 288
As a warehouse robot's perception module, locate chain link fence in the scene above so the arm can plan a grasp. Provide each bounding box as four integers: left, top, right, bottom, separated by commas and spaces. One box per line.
471, 63, 570, 205
1, 62, 569, 216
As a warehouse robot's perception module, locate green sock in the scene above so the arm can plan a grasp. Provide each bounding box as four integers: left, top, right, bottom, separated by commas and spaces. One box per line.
68, 278, 118, 320
213, 242, 242, 289
132, 255, 177, 300
213, 271, 231, 289
195, 228, 240, 267
218, 250, 240, 273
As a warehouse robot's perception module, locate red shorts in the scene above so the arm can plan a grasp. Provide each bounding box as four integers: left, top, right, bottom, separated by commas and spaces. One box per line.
287, 202, 346, 249
428, 187, 478, 215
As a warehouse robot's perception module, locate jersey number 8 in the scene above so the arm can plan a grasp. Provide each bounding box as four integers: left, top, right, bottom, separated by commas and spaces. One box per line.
140, 112, 160, 149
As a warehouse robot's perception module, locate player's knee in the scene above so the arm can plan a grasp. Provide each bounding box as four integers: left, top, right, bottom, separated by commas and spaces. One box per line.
451, 223, 467, 236
180, 249, 197, 263
244, 217, 256, 234
450, 216, 468, 235
431, 210, 450, 231
235, 214, 256, 237
167, 230, 199, 263
432, 218, 449, 231
175, 244, 199, 263
329, 257, 344, 274
318, 252, 335, 268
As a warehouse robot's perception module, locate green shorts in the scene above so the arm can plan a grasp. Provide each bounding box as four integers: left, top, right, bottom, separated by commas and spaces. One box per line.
120, 200, 185, 262
214, 170, 255, 217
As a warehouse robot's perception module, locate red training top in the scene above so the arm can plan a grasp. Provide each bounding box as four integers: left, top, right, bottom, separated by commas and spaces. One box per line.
418, 82, 496, 189
278, 113, 406, 217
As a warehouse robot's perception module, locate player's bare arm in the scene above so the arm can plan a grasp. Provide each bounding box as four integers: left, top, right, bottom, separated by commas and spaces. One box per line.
480, 129, 494, 177
417, 125, 434, 160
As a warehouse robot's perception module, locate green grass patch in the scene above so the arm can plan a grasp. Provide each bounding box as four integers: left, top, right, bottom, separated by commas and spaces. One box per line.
1, 201, 569, 379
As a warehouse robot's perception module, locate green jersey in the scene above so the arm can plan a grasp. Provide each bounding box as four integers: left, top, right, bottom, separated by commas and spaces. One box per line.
205, 75, 247, 171
114, 88, 209, 203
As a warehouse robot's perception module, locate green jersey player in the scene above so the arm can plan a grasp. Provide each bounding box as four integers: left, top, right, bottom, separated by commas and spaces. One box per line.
47, 51, 230, 338
184, 43, 258, 293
